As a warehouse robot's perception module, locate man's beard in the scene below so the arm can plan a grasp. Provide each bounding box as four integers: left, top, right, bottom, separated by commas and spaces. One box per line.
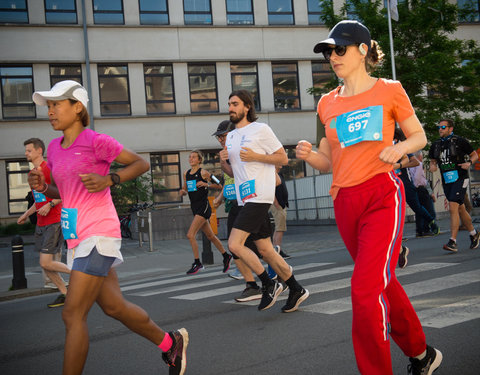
229, 110, 246, 124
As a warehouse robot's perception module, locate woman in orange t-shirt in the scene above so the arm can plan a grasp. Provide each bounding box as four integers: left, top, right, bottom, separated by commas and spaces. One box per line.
296, 20, 442, 375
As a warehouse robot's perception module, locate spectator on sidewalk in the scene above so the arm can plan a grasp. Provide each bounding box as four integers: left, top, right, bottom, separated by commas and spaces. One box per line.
269, 166, 291, 259
409, 151, 437, 236
17, 138, 69, 308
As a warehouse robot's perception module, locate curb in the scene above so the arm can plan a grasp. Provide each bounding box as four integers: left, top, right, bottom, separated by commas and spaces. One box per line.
0, 286, 57, 302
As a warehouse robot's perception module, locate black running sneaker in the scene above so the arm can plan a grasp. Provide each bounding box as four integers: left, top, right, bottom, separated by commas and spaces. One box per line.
407, 345, 442, 375
235, 286, 262, 302
443, 239, 457, 252
222, 253, 232, 273
186, 262, 204, 275
470, 231, 480, 249
429, 220, 440, 236
47, 294, 66, 308
398, 245, 409, 269
258, 281, 283, 311
275, 245, 291, 259
162, 328, 189, 375
281, 288, 310, 313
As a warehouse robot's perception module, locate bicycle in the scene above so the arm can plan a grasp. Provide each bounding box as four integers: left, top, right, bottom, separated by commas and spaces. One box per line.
119, 203, 155, 239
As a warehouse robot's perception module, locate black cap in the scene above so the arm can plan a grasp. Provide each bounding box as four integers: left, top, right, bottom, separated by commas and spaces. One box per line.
313, 20, 371, 54
212, 120, 235, 136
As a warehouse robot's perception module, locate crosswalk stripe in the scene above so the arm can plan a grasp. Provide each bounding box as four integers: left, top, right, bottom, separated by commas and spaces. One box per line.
417, 296, 480, 328
222, 262, 457, 307
303, 269, 480, 315
126, 263, 330, 295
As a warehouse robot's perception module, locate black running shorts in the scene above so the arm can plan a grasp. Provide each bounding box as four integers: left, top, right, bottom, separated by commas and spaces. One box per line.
443, 178, 468, 205
191, 200, 212, 220
233, 202, 272, 241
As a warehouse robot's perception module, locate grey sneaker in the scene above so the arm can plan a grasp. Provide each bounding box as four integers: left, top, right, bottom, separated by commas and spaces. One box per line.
443, 239, 457, 252
258, 281, 283, 311
281, 288, 310, 313
228, 268, 244, 280
162, 328, 189, 375
398, 245, 409, 269
407, 345, 442, 375
470, 230, 480, 249
235, 286, 262, 302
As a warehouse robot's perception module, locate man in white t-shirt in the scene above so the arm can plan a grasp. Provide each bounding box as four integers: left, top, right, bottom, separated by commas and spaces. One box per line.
220, 90, 309, 312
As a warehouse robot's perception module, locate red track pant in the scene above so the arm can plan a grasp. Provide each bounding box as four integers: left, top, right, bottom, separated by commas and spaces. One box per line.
334, 172, 426, 374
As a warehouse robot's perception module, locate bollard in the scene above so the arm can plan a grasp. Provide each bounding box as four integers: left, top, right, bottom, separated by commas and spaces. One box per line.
201, 232, 214, 265
11, 235, 27, 290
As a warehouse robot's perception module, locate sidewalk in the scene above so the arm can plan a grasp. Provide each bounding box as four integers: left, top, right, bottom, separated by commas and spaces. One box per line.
0, 216, 470, 302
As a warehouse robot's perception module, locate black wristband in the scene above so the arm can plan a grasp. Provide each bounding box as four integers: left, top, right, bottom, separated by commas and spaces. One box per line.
109, 173, 121, 186
399, 162, 402, 169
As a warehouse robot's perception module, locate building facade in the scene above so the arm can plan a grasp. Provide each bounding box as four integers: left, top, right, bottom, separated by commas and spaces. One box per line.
1, 0, 479, 222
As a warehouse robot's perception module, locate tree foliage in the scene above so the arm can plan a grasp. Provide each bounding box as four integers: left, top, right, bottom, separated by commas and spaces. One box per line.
110, 163, 152, 215
312, 0, 480, 149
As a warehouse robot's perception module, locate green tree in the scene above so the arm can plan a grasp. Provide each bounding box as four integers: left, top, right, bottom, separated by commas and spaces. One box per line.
312, 0, 480, 148
110, 163, 153, 215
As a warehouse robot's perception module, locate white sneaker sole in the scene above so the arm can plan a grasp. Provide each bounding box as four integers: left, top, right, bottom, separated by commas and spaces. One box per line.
178, 328, 189, 375
282, 289, 310, 313
427, 348, 443, 375
258, 283, 284, 311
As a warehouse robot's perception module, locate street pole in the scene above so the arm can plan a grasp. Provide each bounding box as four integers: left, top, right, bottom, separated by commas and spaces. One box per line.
386, 0, 397, 80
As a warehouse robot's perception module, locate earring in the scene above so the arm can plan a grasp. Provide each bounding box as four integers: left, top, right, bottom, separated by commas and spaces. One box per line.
359, 44, 367, 56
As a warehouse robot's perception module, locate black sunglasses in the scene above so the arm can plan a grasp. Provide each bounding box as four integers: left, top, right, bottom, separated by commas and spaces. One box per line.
323, 45, 351, 61
437, 125, 448, 130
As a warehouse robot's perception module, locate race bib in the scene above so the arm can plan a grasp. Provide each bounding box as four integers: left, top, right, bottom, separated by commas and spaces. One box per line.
33, 190, 47, 203
61, 208, 78, 240
443, 170, 459, 184
223, 183, 236, 200
239, 180, 257, 202
335, 106, 383, 148
186, 180, 197, 192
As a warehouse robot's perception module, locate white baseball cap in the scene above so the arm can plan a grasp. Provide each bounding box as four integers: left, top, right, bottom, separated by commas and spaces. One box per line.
32, 80, 89, 108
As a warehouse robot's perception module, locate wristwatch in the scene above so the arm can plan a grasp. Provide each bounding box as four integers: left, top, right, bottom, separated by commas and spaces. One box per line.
49, 201, 55, 208
109, 173, 121, 186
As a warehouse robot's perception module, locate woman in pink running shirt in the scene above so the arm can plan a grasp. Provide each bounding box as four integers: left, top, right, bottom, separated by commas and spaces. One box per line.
29, 80, 188, 375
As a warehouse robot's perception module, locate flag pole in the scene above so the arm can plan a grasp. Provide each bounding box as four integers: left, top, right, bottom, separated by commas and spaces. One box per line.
386, 0, 397, 80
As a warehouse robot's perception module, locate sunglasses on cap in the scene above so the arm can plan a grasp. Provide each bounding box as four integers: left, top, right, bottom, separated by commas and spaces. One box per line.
437, 125, 448, 129
323, 45, 354, 62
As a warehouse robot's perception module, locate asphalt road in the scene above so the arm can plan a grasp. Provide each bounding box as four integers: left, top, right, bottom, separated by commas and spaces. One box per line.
0, 228, 479, 374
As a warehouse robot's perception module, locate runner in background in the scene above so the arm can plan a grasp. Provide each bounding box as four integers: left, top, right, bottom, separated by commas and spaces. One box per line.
180, 150, 232, 275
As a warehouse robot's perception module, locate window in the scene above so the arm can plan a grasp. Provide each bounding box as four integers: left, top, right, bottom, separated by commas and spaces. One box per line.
151, 153, 182, 203
92, 0, 124, 24
45, 0, 77, 24
98, 65, 131, 116
230, 63, 260, 110
188, 64, 218, 113
307, 0, 323, 25
0, 0, 28, 23
458, 0, 480, 22
50, 64, 82, 86
139, 0, 169, 25
267, 0, 294, 25
272, 62, 300, 111
6, 160, 32, 215
226, 0, 253, 25
144, 64, 175, 114
311, 61, 333, 105
0, 66, 35, 119
184, 0, 212, 25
